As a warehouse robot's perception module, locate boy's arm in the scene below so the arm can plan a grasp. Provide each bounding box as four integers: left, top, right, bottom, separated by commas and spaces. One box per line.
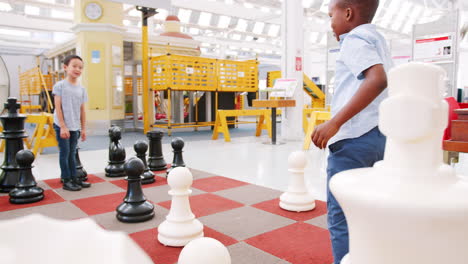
311, 64, 388, 149
54, 95, 70, 139
80, 104, 86, 141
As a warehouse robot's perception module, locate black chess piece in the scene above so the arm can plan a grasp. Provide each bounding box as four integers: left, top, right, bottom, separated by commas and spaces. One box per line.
134, 140, 155, 185
116, 157, 155, 223
76, 147, 88, 182
167, 137, 186, 176
105, 126, 126, 177
0, 98, 28, 193
147, 130, 167, 172
9, 150, 44, 204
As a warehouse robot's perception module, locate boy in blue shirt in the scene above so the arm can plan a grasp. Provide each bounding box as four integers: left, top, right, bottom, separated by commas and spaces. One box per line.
311, 0, 393, 263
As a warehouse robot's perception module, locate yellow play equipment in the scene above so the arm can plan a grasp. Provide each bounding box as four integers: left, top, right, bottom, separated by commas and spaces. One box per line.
18, 58, 55, 114
149, 54, 259, 135
266, 71, 331, 149
212, 109, 272, 142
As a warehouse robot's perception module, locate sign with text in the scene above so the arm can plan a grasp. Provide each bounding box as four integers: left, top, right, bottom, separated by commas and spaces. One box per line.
270, 79, 298, 98
414, 34, 454, 61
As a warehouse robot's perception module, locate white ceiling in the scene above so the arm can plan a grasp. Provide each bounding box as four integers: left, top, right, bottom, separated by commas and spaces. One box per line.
0, 0, 463, 58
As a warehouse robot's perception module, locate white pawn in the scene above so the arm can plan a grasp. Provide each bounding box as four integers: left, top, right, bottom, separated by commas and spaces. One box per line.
178, 237, 231, 264
279, 151, 315, 211
158, 167, 203, 247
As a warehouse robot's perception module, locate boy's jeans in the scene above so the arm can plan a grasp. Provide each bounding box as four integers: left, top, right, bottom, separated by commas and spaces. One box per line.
326, 126, 386, 264
53, 124, 80, 180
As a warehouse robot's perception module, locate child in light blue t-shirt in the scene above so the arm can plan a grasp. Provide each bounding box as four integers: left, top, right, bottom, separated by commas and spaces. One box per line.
311, 0, 393, 263
53, 55, 90, 192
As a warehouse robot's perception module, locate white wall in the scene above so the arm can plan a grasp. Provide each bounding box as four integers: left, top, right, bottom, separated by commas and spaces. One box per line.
1, 55, 37, 99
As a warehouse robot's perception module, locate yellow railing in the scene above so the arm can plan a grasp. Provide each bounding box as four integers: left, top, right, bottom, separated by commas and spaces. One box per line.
150, 54, 258, 92
125, 77, 143, 96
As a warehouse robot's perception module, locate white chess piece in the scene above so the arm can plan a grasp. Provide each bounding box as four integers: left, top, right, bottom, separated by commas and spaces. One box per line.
178, 237, 231, 264
331, 62, 468, 264
279, 151, 315, 211
158, 167, 204, 247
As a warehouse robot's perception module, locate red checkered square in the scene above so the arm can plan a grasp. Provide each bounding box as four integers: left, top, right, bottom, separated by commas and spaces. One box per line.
192, 176, 249, 192
252, 198, 327, 221
43, 174, 105, 189
245, 222, 333, 264
71, 191, 125, 216
130, 226, 238, 264
110, 176, 167, 190
158, 193, 244, 217
0, 189, 65, 212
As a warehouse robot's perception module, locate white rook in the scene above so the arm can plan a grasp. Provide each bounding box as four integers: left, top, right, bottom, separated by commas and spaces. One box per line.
158, 167, 203, 247
279, 151, 315, 211
178, 237, 231, 264
330, 62, 468, 264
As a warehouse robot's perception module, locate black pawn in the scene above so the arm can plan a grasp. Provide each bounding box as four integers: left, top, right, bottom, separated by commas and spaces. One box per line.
9, 150, 44, 204
116, 157, 155, 223
76, 147, 88, 181
147, 130, 167, 172
134, 140, 155, 184
105, 126, 126, 177
0, 98, 28, 192
167, 137, 186, 176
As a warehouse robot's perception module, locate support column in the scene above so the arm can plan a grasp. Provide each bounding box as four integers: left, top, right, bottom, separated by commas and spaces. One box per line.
280, 0, 304, 141
74, 0, 125, 133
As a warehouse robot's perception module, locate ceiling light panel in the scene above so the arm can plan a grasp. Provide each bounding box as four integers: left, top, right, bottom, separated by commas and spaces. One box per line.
218, 15, 231, 28
198, 12, 212, 26
231, 33, 242, 40
320, 0, 330, 13
154, 9, 168, 20
268, 24, 280, 37
402, 4, 423, 33
302, 0, 314, 8
253, 22, 265, 34
236, 19, 248, 31
189, 27, 200, 35
25, 5, 40, 15
391, 1, 412, 31
0, 3, 12, 12
178, 9, 192, 23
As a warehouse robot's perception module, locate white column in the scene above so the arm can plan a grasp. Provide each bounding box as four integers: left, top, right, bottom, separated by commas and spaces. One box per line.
281, 0, 305, 141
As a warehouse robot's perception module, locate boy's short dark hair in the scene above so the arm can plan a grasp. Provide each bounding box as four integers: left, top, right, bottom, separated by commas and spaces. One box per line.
338, 0, 379, 23
63, 55, 83, 66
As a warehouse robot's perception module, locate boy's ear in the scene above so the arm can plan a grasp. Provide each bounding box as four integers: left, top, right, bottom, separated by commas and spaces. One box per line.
345, 7, 352, 21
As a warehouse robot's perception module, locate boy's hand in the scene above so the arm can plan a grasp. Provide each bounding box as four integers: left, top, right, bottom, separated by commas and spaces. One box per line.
60, 127, 70, 139
311, 120, 340, 149
81, 130, 87, 141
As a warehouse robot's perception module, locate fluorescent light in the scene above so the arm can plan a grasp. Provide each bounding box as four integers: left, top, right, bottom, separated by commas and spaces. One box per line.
253, 48, 262, 53
403, 5, 423, 33
257, 37, 265, 43
229, 45, 238, 50
268, 24, 280, 37
51, 10, 71, 19
320, 0, 330, 13
266, 50, 273, 54
0, 3, 12, 11
189, 27, 200, 35
242, 47, 250, 51
253, 22, 265, 34
380, 0, 400, 28
225, 0, 234, 4
218, 15, 231, 28
154, 9, 168, 20
178, 9, 192, 23
245, 35, 254, 41
302, 0, 314, 8
0, 29, 30, 37
244, 2, 254, 8
236, 19, 248, 31
261, 7, 270, 13
275, 9, 281, 15
198, 12, 212, 26
391, 1, 411, 31
129, 9, 140, 17
25, 5, 40, 15
309, 32, 319, 43
231, 34, 242, 40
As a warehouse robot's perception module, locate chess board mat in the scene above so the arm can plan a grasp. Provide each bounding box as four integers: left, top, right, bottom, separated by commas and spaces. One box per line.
0, 169, 332, 264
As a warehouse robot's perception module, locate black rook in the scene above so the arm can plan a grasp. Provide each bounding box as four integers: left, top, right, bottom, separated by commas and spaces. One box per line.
147, 130, 167, 171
